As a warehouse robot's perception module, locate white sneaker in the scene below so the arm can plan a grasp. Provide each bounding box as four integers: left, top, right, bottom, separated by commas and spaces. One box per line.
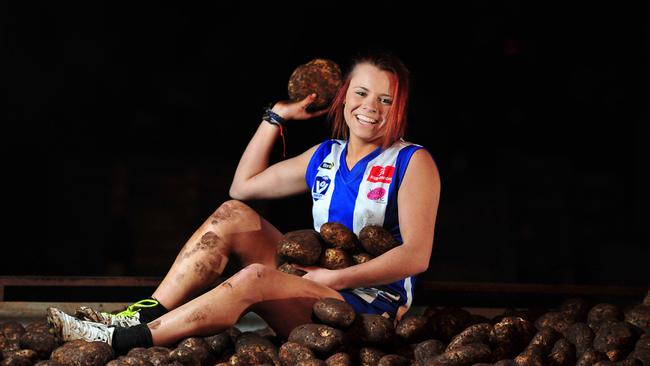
75, 306, 142, 328
47, 307, 115, 344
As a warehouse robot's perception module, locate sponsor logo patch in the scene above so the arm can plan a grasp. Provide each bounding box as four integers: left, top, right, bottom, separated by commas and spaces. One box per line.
367, 187, 387, 201
312, 176, 331, 201
367, 166, 395, 183
320, 162, 334, 169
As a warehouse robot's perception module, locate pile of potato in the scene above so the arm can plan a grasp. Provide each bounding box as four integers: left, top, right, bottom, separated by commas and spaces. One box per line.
277, 222, 399, 275
1, 291, 649, 366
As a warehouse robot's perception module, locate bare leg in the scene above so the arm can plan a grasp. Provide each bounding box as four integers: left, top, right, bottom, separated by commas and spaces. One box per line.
149, 263, 344, 345
152, 200, 282, 310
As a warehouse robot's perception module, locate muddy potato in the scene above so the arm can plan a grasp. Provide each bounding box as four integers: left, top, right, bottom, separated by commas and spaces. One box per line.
593, 321, 637, 361
593, 361, 644, 366
19, 331, 58, 359
414, 339, 445, 363
377, 354, 410, 366
279, 342, 315, 366
319, 223, 360, 253
106, 356, 153, 366
288, 324, 344, 356
1, 322, 25, 342
313, 298, 356, 329
277, 230, 323, 266
351, 253, 373, 265
234, 332, 279, 366
146, 347, 172, 366
126, 348, 150, 360
34, 362, 65, 366
576, 348, 608, 366
1, 333, 20, 351
384, 341, 414, 361
177, 338, 211, 366
526, 327, 561, 354
204, 332, 233, 357
288, 58, 342, 112
1, 354, 32, 366
565, 323, 594, 356
430, 343, 492, 366
560, 298, 590, 322
589, 304, 623, 332
277, 262, 307, 277
625, 304, 650, 333
295, 359, 326, 366
494, 360, 516, 366
445, 323, 493, 352
395, 315, 432, 344
168, 347, 200, 366
635, 333, 650, 351
513, 346, 544, 366
358, 226, 399, 256
430, 307, 472, 343
23, 323, 50, 335
348, 314, 395, 345
324, 352, 351, 366
628, 349, 650, 366
51, 340, 115, 366
548, 339, 576, 366
2, 349, 38, 366
359, 347, 385, 366
489, 317, 536, 360
534, 312, 573, 334
319, 248, 354, 270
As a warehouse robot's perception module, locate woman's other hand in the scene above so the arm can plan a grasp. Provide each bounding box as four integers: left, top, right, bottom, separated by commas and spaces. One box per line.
293, 265, 343, 290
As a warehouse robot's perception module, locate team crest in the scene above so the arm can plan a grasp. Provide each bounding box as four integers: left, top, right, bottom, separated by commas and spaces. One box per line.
312, 176, 331, 201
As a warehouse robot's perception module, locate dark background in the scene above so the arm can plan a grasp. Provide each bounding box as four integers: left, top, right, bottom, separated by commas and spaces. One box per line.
5, 2, 649, 287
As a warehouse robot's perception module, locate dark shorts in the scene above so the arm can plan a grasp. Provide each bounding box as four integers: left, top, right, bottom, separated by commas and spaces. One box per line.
339, 289, 399, 319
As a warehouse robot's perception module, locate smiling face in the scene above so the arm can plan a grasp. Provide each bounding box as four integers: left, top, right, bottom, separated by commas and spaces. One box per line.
343, 63, 394, 146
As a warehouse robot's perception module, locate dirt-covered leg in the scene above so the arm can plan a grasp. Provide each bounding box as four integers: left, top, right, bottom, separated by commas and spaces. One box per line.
152, 200, 282, 310
149, 263, 343, 345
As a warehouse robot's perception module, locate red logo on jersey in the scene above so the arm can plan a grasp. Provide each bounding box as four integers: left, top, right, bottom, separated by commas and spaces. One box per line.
367, 166, 395, 183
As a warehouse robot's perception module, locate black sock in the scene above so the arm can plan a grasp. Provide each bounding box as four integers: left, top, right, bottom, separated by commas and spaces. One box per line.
138, 297, 168, 323
112, 324, 153, 355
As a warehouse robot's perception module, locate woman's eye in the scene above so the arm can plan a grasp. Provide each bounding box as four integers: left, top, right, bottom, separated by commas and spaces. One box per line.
380, 98, 393, 105
355, 91, 367, 97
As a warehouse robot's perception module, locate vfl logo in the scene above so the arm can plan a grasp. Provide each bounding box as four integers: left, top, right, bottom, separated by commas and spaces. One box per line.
312, 176, 331, 201
367, 166, 395, 183
320, 162, 334, 170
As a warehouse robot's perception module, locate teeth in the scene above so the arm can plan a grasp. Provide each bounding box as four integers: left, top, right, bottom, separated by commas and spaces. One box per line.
356, 114, 377, 124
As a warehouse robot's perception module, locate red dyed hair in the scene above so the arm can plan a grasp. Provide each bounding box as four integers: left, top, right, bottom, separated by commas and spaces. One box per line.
327, 52, 410, 149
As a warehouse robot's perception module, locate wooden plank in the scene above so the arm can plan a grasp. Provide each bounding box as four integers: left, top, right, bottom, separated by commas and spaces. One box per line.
416, 281, 647, 297
0, 276, 161, 287
0, 276, 163, 301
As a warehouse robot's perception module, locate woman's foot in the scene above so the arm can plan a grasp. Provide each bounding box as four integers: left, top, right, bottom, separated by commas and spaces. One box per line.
47, 307, 115, 344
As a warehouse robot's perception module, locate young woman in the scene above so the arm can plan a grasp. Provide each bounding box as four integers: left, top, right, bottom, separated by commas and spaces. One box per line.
48, 52, 441, 354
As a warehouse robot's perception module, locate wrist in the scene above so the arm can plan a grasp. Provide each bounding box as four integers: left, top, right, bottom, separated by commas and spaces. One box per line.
270, 104, 289, 120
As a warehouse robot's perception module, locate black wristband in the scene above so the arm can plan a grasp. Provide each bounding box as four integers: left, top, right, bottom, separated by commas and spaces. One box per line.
262, 106, 286, 126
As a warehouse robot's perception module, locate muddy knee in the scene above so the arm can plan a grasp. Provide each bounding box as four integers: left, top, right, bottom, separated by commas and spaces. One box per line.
231, 263, 273, 288
210, 200, 255, 226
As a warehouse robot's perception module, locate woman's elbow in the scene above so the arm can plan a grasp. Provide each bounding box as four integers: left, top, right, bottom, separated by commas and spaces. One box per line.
412, 261, 429, 275
228, 184, 247, 200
